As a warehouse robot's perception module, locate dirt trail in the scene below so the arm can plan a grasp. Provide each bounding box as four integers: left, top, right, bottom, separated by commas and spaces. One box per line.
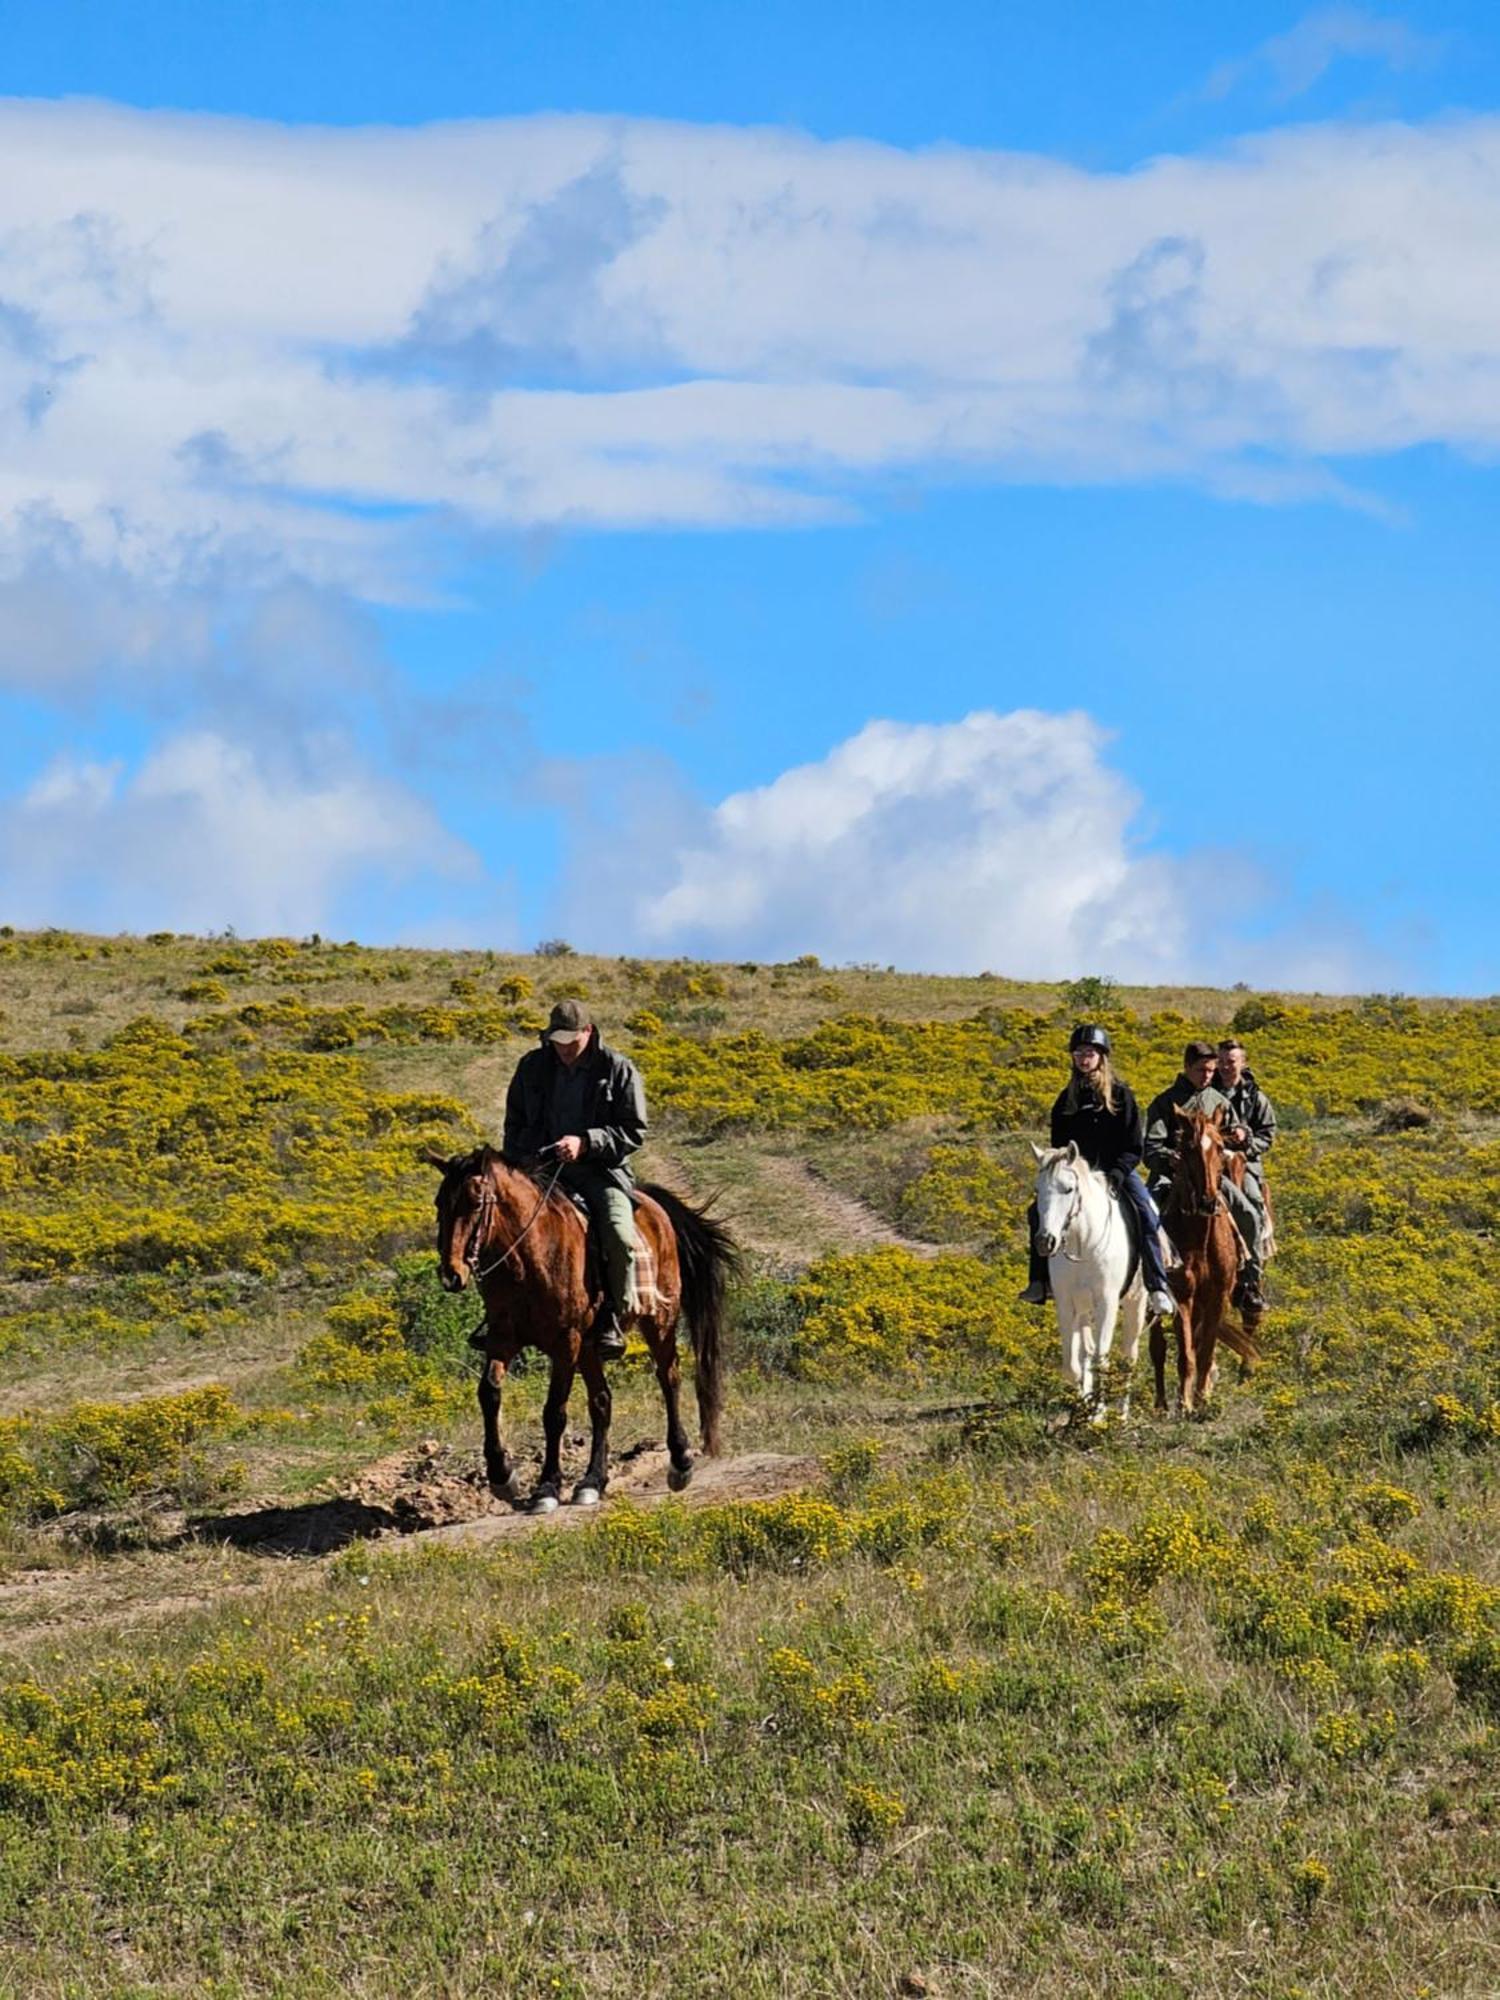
649, 1143, 936, 1264
0, 1442, 818, 1650
759, 1156, 938, 1256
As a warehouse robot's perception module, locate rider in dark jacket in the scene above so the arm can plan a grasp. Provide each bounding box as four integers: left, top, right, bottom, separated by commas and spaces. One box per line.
503, 999, 647, 1358
1020, 1024, 1175, 1317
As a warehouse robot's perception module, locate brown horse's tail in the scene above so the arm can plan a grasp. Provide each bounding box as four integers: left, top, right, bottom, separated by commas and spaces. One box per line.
642, 1184, 738, 1456
1218, 1320, 1261, 1365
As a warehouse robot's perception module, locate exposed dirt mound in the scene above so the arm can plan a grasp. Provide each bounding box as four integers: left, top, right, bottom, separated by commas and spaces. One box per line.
346, 1438, 495, 1532
0, 1444, 821, 1648
191, 1438, 820, 1558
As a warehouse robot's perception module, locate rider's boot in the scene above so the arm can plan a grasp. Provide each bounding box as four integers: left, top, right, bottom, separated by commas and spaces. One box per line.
1018, 1239, 1049, 1307
591, 1304, 628, 1361
1233, 1274, 1267, 1316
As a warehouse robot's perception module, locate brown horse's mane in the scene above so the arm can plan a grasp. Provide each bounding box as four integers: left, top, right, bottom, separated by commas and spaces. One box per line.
445, 1143, 578, 1216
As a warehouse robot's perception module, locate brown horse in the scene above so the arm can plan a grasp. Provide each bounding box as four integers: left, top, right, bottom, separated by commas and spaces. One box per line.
1150, 1108, 1260, 1416
427, 1147, 736, 1512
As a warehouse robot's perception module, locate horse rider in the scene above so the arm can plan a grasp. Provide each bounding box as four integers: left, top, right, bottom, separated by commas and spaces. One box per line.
1144, 1040, 1266, 1316
1020, 1024, 1177, 1319
502, 999, 647, 1360
1215, 1036, 1277, 1183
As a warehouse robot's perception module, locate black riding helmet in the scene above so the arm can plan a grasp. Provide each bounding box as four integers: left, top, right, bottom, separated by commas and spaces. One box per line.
1068, 1023, 1111, 1053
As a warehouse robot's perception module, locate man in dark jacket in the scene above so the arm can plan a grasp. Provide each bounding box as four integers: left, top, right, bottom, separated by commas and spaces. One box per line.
503, 999, 647, 1359
1145, 1041, 1266, 1314
1215, 1038, 1277, 1177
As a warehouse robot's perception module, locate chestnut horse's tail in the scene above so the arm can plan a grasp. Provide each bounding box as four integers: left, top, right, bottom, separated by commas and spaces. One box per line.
641, 1184, 738, 1456
1217, 1320, 1261, 1365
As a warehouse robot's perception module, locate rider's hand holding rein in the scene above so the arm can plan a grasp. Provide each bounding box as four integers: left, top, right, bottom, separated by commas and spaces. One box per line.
546, 1134, 587, 1164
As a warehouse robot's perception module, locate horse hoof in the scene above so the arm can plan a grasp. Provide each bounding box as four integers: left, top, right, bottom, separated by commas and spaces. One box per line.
571, 1484, 602, 1508
667, 1462, 693, 1492
529, 1491, 560, 1515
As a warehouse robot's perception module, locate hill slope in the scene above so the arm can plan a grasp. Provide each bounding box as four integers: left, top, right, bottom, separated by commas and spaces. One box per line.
0, 930, 1496, 1998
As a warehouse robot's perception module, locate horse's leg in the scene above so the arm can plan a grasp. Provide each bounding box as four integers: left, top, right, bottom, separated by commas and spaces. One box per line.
477, 1356, 522, 1507
1055, 1287, 1084, 1401
572, 1345, 611, 1508
1201, 1272, 1232, 1406
1089, 1292, 1119, 1425
653, 1323, 694, 1491
530, 1349, 574, 1515
1150, 1315, 1168, 1413
1176, 1295, 1197, 1415
1114, 1291, 1146, 1423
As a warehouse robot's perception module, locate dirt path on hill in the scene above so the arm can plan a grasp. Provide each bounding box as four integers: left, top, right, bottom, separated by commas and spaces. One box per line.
648, 1143, 937, 1264
0, 1442, 818, 1651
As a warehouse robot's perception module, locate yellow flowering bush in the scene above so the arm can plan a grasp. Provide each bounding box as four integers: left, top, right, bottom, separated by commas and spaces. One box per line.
785, 1246, 1045, 1385
0, 1018, 473, 1278
0, 1385, 242, 1520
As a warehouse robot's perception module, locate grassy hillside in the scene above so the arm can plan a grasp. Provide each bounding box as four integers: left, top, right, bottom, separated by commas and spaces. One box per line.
0, 929, 1496, 1997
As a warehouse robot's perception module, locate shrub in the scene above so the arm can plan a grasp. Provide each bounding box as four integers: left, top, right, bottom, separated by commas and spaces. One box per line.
1063, 974, 1117, 1012
0, 1386, 242, 1519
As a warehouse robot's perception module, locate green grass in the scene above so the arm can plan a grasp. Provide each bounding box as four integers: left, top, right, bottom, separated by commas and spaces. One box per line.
0, 927, 1496, 1996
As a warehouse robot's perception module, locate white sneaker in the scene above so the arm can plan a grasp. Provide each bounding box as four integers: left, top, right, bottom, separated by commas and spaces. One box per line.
1148, 1288, 1176, 1317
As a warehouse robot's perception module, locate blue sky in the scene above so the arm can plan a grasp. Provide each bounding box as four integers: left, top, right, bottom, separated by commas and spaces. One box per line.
1, 2, 1497, 990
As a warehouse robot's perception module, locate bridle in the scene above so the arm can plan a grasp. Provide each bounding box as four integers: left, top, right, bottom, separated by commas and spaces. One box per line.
1168, 1130, 1226, 1220
1041, 1161, 1116, 1264
454, 1156, 566, 1283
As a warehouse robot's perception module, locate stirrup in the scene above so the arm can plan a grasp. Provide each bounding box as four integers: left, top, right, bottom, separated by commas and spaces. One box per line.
591, 1310, 627, 1360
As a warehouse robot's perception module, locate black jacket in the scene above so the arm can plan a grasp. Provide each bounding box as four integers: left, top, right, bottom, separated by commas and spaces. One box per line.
1049, 1079, 1144, 1181
502, 1029, 647, 1192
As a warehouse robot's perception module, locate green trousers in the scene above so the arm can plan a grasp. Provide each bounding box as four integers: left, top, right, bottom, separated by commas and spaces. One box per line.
567, 1172, 639, 1315
1222, 1176, 1264, 1284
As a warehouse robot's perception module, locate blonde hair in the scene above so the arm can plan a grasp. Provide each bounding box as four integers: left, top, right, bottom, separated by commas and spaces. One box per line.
1065, 1055, 1119, 1114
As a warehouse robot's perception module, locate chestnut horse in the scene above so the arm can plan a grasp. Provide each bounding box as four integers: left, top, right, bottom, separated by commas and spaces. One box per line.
428, 1147, 736, 1512
1150, 1108, 1260, 1416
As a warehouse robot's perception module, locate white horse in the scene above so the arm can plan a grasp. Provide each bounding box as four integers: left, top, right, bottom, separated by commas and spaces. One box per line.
1030, 1141, 1148, 1421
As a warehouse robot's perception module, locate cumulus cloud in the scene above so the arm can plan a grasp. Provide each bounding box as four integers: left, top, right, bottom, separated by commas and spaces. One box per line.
0, 730, 477, 938
603, 710, 1391, 988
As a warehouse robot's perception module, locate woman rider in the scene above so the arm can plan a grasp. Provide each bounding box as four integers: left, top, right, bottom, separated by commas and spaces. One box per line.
1020, 1024, 1176, 1318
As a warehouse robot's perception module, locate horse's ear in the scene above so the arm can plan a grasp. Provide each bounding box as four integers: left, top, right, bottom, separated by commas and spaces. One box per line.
1172, 1105, 1194, 1127
1029, 1140, 1046, 1163
1065, 1141, 1079, 1163
1209, 1105, 1226, 1128
421, 1149, 454, 1172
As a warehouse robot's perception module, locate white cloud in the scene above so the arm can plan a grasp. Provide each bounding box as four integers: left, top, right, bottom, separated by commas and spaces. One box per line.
0, 96, 1498, 582
1203, 8, 1444, 104
618, 710, 1391, 988
0, 730, 476, 937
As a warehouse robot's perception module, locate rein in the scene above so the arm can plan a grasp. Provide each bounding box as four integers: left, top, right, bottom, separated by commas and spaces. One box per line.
1166, 1142, 1226, 1222
469, 1157, 566, 1282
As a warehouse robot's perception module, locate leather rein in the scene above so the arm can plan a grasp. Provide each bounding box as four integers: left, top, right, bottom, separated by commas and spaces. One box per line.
465, 1156, 566, 1282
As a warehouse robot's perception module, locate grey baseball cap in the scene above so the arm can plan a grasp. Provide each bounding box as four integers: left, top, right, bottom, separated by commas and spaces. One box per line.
546, 998, 593, 1041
